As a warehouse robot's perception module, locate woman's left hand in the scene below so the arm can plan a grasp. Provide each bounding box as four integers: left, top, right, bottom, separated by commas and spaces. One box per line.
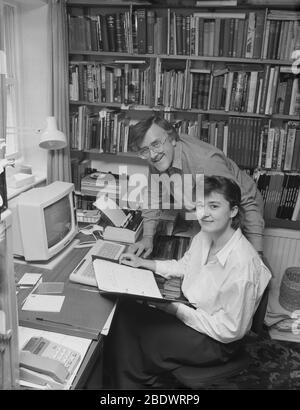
147, 301, 181, 316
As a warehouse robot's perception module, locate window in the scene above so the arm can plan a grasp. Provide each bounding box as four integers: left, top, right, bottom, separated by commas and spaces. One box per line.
3, 1, 21, 158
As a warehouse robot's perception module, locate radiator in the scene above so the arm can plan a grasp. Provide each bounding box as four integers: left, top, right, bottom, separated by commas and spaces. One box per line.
263, 228, 300, 279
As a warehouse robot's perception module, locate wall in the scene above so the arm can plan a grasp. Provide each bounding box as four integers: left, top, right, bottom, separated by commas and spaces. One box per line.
264, 227, 300, 278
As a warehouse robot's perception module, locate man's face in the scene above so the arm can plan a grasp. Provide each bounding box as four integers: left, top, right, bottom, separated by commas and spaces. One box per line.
139, 123, 175, 173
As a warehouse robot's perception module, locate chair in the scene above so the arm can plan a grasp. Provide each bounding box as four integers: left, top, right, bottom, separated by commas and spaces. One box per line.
171, 286, 269, 389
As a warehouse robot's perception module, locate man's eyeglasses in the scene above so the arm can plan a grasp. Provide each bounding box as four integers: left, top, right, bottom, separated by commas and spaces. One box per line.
138, 135, 168, 159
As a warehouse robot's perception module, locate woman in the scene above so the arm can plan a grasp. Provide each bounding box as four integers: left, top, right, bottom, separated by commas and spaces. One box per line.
103, 176, 271, 389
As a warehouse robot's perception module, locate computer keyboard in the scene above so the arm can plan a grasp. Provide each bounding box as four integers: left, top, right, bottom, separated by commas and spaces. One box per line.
69, 240, 126, 287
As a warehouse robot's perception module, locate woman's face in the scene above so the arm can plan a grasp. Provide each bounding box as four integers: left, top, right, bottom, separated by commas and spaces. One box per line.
197, 191, 238, 235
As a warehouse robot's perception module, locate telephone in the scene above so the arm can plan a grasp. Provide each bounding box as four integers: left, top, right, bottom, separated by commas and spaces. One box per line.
19, 336, 81, 389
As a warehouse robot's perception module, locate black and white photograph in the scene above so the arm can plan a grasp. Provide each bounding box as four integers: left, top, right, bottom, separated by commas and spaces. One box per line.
0, 0, 300, 396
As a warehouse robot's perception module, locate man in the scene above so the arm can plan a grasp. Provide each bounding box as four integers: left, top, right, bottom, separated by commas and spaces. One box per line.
129, 115, 264, 257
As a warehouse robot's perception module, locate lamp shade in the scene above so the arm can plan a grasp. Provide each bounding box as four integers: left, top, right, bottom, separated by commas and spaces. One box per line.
39, 116, 67, 150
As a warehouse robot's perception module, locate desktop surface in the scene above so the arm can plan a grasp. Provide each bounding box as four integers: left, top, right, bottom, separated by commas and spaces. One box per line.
14, 239, 118, 389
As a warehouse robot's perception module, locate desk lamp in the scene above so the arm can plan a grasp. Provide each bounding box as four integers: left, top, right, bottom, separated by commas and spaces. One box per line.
39, 116, 67, 150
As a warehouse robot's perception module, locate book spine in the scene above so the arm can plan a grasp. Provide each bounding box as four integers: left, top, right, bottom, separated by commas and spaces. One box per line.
283, 125, 296, 171
253, 11, 265, 59
146, 10, 155, 54
136, 9, 146, 54
245, 12, 255, 58
259, 65, 270, 114
106, 14, 116, 52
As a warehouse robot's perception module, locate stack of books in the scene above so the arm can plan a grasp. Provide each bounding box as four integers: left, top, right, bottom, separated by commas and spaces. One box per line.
81, 172, 120, 200
155, 276, 183, 301
152, 235, 191, 260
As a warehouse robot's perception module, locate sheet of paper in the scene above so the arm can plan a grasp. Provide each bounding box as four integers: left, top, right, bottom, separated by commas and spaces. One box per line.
18, 273, 42, 286
93, 259, 163, 299
22, 294, 65, 312
93, 196, 128, 227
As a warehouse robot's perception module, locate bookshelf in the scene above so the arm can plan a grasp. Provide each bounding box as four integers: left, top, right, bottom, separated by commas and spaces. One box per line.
66, 0, 300, 229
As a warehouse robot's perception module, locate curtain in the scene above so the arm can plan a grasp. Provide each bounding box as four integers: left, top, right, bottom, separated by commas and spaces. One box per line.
47, 0, 71, 183
0, 0, 6, 156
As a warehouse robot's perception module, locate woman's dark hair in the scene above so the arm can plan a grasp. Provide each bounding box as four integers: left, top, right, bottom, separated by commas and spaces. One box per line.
129, 115, 179, 151
204, 175, 243, 230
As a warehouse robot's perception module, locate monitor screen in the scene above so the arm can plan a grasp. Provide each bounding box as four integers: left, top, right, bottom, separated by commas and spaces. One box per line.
44, 195, 72, 248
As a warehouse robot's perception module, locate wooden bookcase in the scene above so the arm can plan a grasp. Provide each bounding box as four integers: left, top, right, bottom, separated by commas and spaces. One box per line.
66, 0, 300, 230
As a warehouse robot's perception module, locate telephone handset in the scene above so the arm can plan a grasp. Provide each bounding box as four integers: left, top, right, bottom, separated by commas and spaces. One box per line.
19, 337, 81, 389
20, 351, 69, 383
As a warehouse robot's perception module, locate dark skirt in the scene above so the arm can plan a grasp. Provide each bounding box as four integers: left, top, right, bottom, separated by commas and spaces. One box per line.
103, 299, 241, 389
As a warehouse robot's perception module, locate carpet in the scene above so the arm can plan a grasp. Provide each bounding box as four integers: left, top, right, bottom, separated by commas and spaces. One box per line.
230, 336, 300, 390
167, 332, 300, 390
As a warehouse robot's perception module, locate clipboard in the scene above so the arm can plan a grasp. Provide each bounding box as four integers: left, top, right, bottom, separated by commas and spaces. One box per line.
92, 256, 195, 307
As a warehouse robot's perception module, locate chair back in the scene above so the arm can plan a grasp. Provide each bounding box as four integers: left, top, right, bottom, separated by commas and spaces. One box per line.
250, 286, 269, 336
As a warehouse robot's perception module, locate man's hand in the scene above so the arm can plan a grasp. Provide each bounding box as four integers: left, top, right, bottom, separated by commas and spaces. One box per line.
128, 236, 153, 258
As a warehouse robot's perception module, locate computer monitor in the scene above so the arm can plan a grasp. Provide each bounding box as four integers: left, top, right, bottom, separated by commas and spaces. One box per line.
11, 181, 78, 262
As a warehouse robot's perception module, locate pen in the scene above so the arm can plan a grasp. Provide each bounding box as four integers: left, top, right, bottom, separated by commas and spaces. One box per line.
36, 317, 74, 327
72, 258, 86, 274
35, 317, 96, 334
79, 287, 99, 293
20, 277, 43, 307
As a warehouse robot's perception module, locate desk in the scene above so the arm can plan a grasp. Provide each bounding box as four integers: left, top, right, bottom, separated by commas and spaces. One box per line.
15, 242, 114, 389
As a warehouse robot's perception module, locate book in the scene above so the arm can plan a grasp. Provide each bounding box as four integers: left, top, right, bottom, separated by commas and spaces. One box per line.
283, 123, 297, 171
136, 9, 147, 54
92, 257, 194, 306
291, 188, 300, 221
146, 10, 155, 54
196, 0, 237, 5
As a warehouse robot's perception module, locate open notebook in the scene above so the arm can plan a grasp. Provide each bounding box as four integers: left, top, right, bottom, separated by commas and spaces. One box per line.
92, 257, 194, 307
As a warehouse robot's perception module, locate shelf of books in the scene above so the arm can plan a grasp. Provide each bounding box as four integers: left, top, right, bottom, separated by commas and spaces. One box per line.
67, 1, 300, 229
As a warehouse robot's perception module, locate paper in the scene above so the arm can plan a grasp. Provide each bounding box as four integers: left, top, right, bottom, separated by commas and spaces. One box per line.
93, 259, 163, 299
18, 273, 42, 286
22, 294, 65, 312
93, 196, 128, 227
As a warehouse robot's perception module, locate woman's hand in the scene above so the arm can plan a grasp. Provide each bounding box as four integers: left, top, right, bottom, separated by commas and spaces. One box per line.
119, 252, 143, 268
147, 301, 181, 316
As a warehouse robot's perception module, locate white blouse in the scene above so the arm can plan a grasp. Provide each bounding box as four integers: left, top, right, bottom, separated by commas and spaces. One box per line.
155, 228, 271, 343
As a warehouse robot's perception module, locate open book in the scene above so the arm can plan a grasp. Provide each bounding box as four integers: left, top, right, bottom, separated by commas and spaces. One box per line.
92, 257, 194, 306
